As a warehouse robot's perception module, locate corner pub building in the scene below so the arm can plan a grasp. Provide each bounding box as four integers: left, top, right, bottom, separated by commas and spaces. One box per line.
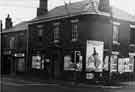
1, 0, 135, 82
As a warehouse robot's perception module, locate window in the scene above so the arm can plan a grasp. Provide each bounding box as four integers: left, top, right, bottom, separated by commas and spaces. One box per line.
38, 29, 43, 37
112, 22, 120, 44
9, 37, 15, 49
32, 55, 45, 70
37, 24, 44, 37
130, 27, 135, 44
64, 50, 82, 71
53, 22, 60, 43
71, 19, 79, 42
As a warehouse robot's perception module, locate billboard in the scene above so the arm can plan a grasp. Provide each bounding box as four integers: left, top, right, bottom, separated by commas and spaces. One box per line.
86, 40, 104, 72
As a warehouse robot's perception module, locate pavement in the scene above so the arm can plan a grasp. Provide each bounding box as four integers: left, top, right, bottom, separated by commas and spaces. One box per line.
1, 74, 135, 89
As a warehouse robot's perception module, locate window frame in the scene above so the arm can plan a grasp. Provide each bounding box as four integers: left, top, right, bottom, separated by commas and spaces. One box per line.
71, 19, 79, 42
130, 24, 135, 44
53, 22, 60, 43
112, 21, 120, 45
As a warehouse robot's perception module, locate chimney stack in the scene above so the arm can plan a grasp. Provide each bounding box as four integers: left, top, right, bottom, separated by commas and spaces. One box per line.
5, 14, 13, 29
98, 0, 110, 13
37, 0, 48, 17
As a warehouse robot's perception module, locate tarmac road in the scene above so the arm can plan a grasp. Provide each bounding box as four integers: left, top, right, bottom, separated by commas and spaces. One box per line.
1, 77, 135, 92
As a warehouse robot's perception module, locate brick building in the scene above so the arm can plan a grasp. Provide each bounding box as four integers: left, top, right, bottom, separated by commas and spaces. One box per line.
1, 0, 135, 81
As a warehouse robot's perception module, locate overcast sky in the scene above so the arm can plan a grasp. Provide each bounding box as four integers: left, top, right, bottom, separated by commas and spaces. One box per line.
0, 0, 135, 28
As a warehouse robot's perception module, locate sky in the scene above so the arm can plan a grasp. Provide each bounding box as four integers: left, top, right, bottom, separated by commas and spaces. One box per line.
0, 0, 135, 28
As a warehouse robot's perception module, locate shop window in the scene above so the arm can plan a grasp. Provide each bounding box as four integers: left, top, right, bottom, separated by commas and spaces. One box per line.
64, 50, 82, 71
112, 22, 120, 45
71, 19, 79, 42
130, 27, 135, 44
53, 22, 60, 43
32, 55, 44, 70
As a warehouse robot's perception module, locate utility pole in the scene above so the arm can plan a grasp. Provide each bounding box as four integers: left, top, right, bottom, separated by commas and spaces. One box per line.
0, 20, 2, 76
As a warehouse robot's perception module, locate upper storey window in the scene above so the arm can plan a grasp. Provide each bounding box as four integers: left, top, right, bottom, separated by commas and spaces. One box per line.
71, 19, 79, 42
112, 22, 120, 45
130, 25, 135, 44
53, 22, 60, 43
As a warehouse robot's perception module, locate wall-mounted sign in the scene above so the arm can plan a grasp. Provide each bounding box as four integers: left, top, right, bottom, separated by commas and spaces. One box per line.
86, 40, 104, 72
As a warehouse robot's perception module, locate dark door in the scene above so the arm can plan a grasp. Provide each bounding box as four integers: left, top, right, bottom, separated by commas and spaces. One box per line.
52, 49, 62, 79
2, 55, 12, 74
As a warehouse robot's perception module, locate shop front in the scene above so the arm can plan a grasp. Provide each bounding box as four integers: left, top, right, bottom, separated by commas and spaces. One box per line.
14, 53, 25, 73
109, 52, 135, 81
31, 47, 62, 79
63, 48, 83, 81
2, 50, 14, 74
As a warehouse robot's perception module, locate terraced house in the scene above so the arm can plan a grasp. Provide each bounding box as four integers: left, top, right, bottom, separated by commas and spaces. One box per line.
1, 0, 135, 82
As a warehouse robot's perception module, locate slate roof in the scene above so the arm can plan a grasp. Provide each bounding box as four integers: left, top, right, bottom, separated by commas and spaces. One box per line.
2, 0, 135, 33
30, 0, 110, 23
30, 0, 135, 23
2, 21, 28, 33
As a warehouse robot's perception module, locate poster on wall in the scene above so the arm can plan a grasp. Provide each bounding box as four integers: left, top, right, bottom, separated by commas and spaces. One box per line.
86, 40, 104, 72
118, 58, 125, 73
124, 57, 134, 72
129, 56, 134, 72
110, 55, 118, 72
118, 57, 134, 73
64, 55, 75, 71
64, 51, 83, 71
103, 56, 109, 71
32, 56, 41, 69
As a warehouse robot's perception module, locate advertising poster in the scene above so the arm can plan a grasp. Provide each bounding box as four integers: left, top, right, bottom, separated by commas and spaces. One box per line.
32, 56, 41, 69
86, 73, 94, 79
125, 57, 134, 72
64, 55, 75, 71
129, 56, 134, 72
118, 57, 134, 73
86, 40, 104, 72
103, 56, 109, 71
64, 53, 83, 71
110, 55, 118, 72
118, 58, 125, 73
